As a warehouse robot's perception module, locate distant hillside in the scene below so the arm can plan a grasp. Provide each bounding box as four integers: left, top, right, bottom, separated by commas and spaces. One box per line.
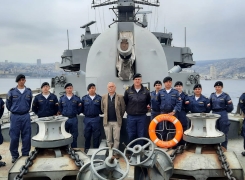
191, 58, 245, 77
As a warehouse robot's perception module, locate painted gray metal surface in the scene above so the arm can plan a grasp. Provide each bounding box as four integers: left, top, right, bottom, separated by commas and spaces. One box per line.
8, 150, 90, 180
31, 116, 73, 148
172, 151, 243, 180
184, 113, 225, 144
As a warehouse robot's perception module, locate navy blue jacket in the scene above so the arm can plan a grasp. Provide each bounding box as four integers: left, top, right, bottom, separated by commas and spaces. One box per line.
59, 95, 82, 117
180, 92, 190, 113
150, 91, 160, 112
210, 92, 234, 113
239, 93, 245, 114
189, 94, 210, 113
6, 87, 32, 114
157, 88, 182, 113
32, 93, 59, 118
81, 94, 102, 117
124, 85, 151, 115
0, 98, 4, 118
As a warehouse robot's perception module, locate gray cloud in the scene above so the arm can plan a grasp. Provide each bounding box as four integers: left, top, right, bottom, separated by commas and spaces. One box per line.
0, 0, 244, 63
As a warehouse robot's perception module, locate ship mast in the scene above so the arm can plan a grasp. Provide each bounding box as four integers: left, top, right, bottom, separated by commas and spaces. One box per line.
91, 0, 159, 27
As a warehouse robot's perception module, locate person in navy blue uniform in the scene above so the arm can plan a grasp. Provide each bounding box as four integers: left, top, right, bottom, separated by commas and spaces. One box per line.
124, 73, 151, 145
189, 84, 210, 113
150, 80, 162, 138
32, 82, 59, 133
239, 93, 245, 156
59, 83, 81, 148
0, 98, 5, 167
210, 81, 233, 149
151, 80, 162, 120
6, 74, 32, 163
174, 81, 190, 145
81, 83, 102, 153
32, 82, 59, 118
0, 98, 4, 145
157, 77, 182, 141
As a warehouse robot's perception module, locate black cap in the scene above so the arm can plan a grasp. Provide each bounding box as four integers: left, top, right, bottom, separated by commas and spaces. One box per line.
174, 81, 183, 87
214, 81, 223, 87
87, 83, 96, 91
154, 80, 162, 87
64, 83, 73, 89
41, 82, 49, 89
193, 84, 202, 90
15, 74, 25, 82
163, 76, 172, 83
133, 73, 142, 80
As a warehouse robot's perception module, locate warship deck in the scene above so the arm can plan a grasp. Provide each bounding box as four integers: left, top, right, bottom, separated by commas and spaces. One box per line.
1, 138, 245, 180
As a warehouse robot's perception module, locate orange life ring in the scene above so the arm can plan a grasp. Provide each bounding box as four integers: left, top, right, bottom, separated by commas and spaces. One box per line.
148, 114, 183, 148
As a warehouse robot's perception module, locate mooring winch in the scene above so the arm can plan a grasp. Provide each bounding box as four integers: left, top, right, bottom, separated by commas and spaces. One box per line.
9, 116, 87, 180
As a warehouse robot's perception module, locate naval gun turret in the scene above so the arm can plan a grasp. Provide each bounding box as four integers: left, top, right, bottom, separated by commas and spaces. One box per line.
88, 0, 168, 95
52, 0, 199, 97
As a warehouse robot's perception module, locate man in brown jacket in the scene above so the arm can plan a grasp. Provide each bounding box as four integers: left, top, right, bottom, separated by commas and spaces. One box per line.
101, 82, 125, 158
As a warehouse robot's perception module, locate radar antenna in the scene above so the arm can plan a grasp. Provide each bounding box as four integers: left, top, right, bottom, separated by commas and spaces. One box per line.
137, 11, 152, 28
91, 1, 159, 27
91, 0, 160, 8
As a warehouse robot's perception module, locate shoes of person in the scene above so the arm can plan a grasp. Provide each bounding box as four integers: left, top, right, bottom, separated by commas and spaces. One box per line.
12, 158, 18, 163
0, 161, 6, 167
241, 152, 245, 156
84, 149, 89, 154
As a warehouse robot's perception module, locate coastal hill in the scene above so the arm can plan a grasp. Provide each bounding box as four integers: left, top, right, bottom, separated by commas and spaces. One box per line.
191, 57, 245, 79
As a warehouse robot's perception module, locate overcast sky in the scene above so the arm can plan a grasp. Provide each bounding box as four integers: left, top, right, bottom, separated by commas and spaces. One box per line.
0, 0, 244, 63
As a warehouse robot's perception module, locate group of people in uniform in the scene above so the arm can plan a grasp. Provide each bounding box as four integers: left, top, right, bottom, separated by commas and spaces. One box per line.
150, 77, 234, 149
0, 73, 245, 163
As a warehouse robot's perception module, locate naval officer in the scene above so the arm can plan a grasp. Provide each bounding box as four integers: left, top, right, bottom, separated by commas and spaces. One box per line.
59, 83, 82, 148
174, 81, 190, 145
124, 73, 151, 145
150, 80, 162, 120
157, 77, 182, 140
81, 83, 102, 154
6, 74, 32, 163
150, 80, 162, 138
189, 84, 211, 113
210, 81, 233, 149
32, 82, 59, 118
239, 92, 245, 156
0, 98, 4, 145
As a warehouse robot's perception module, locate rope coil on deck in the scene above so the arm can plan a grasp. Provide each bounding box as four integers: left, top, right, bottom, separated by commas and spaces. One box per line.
148, 114, 183, 148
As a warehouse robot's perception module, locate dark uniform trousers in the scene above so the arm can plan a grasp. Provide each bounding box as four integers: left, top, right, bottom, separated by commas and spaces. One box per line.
240, 93, 245, 149
0, 98, 5, 144
10, 113, 31, 158
210, 92, 233, 149
83, 116, 101, 149
65, 117, 78, 148
150, 91, 162, 139
6, 87, 32, 159
127, 114, 147, 146
177, 92, 190, 146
